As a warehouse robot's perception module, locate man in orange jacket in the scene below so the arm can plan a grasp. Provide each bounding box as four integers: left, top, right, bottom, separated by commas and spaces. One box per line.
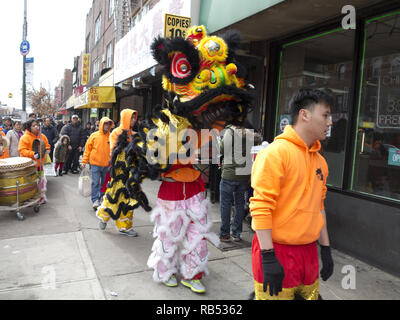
82, 117, 113, 210
250, 88, 334, 300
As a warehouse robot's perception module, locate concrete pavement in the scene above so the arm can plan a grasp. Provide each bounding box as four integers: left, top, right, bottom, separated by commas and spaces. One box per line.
0, 172, 399, 300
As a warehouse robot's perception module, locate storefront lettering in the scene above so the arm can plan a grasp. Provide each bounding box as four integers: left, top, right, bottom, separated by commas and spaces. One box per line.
378, 114, 400, 126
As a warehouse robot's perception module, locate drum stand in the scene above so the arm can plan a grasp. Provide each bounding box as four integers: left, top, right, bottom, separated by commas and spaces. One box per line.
0, 178, 41, 221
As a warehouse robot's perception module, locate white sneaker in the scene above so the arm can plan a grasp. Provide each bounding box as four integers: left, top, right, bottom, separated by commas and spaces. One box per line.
181, 279, 206, 294
163, 275, 178, 287
92, 200, 100, 210
119, 229, 138, 237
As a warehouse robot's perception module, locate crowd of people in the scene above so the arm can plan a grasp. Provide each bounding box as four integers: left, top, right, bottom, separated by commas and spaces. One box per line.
0, 88, 335, 299
0, 113, 102, 204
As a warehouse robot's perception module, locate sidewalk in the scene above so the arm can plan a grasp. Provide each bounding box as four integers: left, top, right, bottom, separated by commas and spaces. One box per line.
0, 174, 399, 300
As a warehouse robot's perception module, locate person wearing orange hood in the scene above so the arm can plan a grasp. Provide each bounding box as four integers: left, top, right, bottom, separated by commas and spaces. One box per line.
0, 131, 10, 159
18, 119, 51, 204
82, 117, 114, 210
96, 109, 139, 237
250, 89, 334, 300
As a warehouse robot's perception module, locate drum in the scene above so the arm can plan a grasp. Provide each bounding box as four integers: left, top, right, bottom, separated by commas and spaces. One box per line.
0, 157, 39, 205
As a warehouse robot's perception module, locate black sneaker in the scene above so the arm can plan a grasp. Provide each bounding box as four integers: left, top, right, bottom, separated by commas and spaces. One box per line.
62, 170, 68, 175
72, 170, 79, 174
220, 234, 231, 242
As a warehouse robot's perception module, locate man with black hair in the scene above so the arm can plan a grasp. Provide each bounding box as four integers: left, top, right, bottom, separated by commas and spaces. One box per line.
42, 117, 58, 161
60, 114, 85, 174
250, 88, 334, 300
28, 113, 36, 120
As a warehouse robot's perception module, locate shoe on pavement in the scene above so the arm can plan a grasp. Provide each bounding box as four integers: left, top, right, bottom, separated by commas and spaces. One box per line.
62, 170, 68, 175
92, 200, 100, 210
181, 279, 206, 294
232, 234, 241, 242
72, 170, 79, 174
220, 234, 231, 242
119, 229, 138, 237
163, 275, 178, 287
99, 221, 107, 230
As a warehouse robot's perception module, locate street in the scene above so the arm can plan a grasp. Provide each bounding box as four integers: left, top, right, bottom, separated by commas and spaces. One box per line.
0, 172, 399, 300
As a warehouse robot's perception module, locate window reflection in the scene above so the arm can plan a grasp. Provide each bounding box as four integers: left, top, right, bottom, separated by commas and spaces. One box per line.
353, 13, 400, 200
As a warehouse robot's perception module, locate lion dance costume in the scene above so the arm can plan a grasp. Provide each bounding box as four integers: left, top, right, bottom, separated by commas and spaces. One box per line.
98, 25, 254, 292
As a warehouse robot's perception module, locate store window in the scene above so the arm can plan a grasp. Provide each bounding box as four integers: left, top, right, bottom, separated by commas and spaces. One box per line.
275, 29, 355, 187
95, 14, 102, 44
352, 12, 400, 201
106, 42, 113, 68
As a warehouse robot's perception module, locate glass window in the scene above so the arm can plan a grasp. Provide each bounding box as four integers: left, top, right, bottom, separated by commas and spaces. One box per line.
275, 29, 356, 187
109, 0, 114, 19
352, 12, 400, 201
95, 14, 102, 44
93, 58, 100, 79
106, 42, 113, 68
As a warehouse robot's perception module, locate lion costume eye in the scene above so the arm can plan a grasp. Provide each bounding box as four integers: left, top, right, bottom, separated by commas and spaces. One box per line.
171, 52, 191, 79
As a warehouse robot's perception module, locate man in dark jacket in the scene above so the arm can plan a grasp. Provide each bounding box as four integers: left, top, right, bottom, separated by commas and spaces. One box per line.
60, 114, 85, 174
42, 117, 59, 161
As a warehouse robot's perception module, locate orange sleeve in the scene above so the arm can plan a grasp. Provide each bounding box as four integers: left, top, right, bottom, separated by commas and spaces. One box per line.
250, 145, 286, 230
82, 134, 94, 165
18, 135, 35, 159
320, 158, 329, 211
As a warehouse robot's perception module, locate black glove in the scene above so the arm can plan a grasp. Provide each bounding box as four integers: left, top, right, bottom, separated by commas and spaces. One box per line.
33, 152, 40, 159
261, 249, 285, 296
320, 245, 334, 281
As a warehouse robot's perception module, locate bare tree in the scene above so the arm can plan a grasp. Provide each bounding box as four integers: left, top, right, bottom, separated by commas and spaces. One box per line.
27, 87, 56, 117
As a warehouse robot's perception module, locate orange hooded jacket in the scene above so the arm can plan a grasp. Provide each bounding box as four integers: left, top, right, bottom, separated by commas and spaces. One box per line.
82, 117, 114, 167
250, 125, 328, 245
109, 109, 137, 154
0, 131, 10, 159
18, 130, 50, 167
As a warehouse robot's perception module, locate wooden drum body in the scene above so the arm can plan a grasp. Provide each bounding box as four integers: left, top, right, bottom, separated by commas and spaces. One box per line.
0, 157, 39, 205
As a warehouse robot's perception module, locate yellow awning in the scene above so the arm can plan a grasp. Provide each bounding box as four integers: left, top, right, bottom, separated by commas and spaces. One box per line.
74, 86, 116, 109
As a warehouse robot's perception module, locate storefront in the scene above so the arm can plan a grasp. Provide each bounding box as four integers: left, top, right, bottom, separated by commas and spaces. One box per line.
202, 1, 400, 275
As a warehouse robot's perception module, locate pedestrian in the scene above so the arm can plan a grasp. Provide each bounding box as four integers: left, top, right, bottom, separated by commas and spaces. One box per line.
2, 117, 13, 135
83, 121, 93, 146
0, 131, 10, 159
42, 117, 58, 161
81, 117, 114, 211
28, 113, 36, 120
219, 124, 257, 242
18, 119, 51, 204
56, 120, 64, 134
250, 88, 334, 300
60, 114, 85, 174
6, 120, 23, 157
96, 109, 138, 236
53, 135, 70, 176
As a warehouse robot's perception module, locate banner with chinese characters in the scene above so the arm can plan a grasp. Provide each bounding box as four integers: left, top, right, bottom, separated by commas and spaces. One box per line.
82, 54, 90, 85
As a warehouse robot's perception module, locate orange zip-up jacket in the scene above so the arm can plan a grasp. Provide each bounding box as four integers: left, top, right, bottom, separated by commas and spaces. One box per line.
109, 109, 137, 154
250, 125, 328, 245
18, 130, 50, 167
0, 131, 10, 159
82, 117, 114, 167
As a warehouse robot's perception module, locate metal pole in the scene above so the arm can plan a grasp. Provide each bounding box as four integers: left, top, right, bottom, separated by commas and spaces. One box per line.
22, 0, 27, 112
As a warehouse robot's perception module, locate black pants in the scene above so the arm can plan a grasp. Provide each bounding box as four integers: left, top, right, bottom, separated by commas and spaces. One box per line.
64, 148, 80, 172
49, 145, 54, 162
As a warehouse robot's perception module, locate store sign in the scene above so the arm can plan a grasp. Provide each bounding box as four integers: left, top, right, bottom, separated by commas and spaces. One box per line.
82, 54, 90, 85
279, 114, 291, 133
164, 14, 191, 38
388, 148, 400, 167
114, 0, 196, 84
376, 95, 400, 129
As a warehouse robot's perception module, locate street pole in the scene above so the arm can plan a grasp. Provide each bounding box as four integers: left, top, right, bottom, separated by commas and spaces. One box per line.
22, 0, 27, 112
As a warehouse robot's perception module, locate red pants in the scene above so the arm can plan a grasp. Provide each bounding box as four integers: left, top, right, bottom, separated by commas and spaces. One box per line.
55, 162, 64, 171
252, 234, 319, 300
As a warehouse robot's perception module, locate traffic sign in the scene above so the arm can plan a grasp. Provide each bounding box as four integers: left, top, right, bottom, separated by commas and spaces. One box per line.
20, 40, 30, 56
